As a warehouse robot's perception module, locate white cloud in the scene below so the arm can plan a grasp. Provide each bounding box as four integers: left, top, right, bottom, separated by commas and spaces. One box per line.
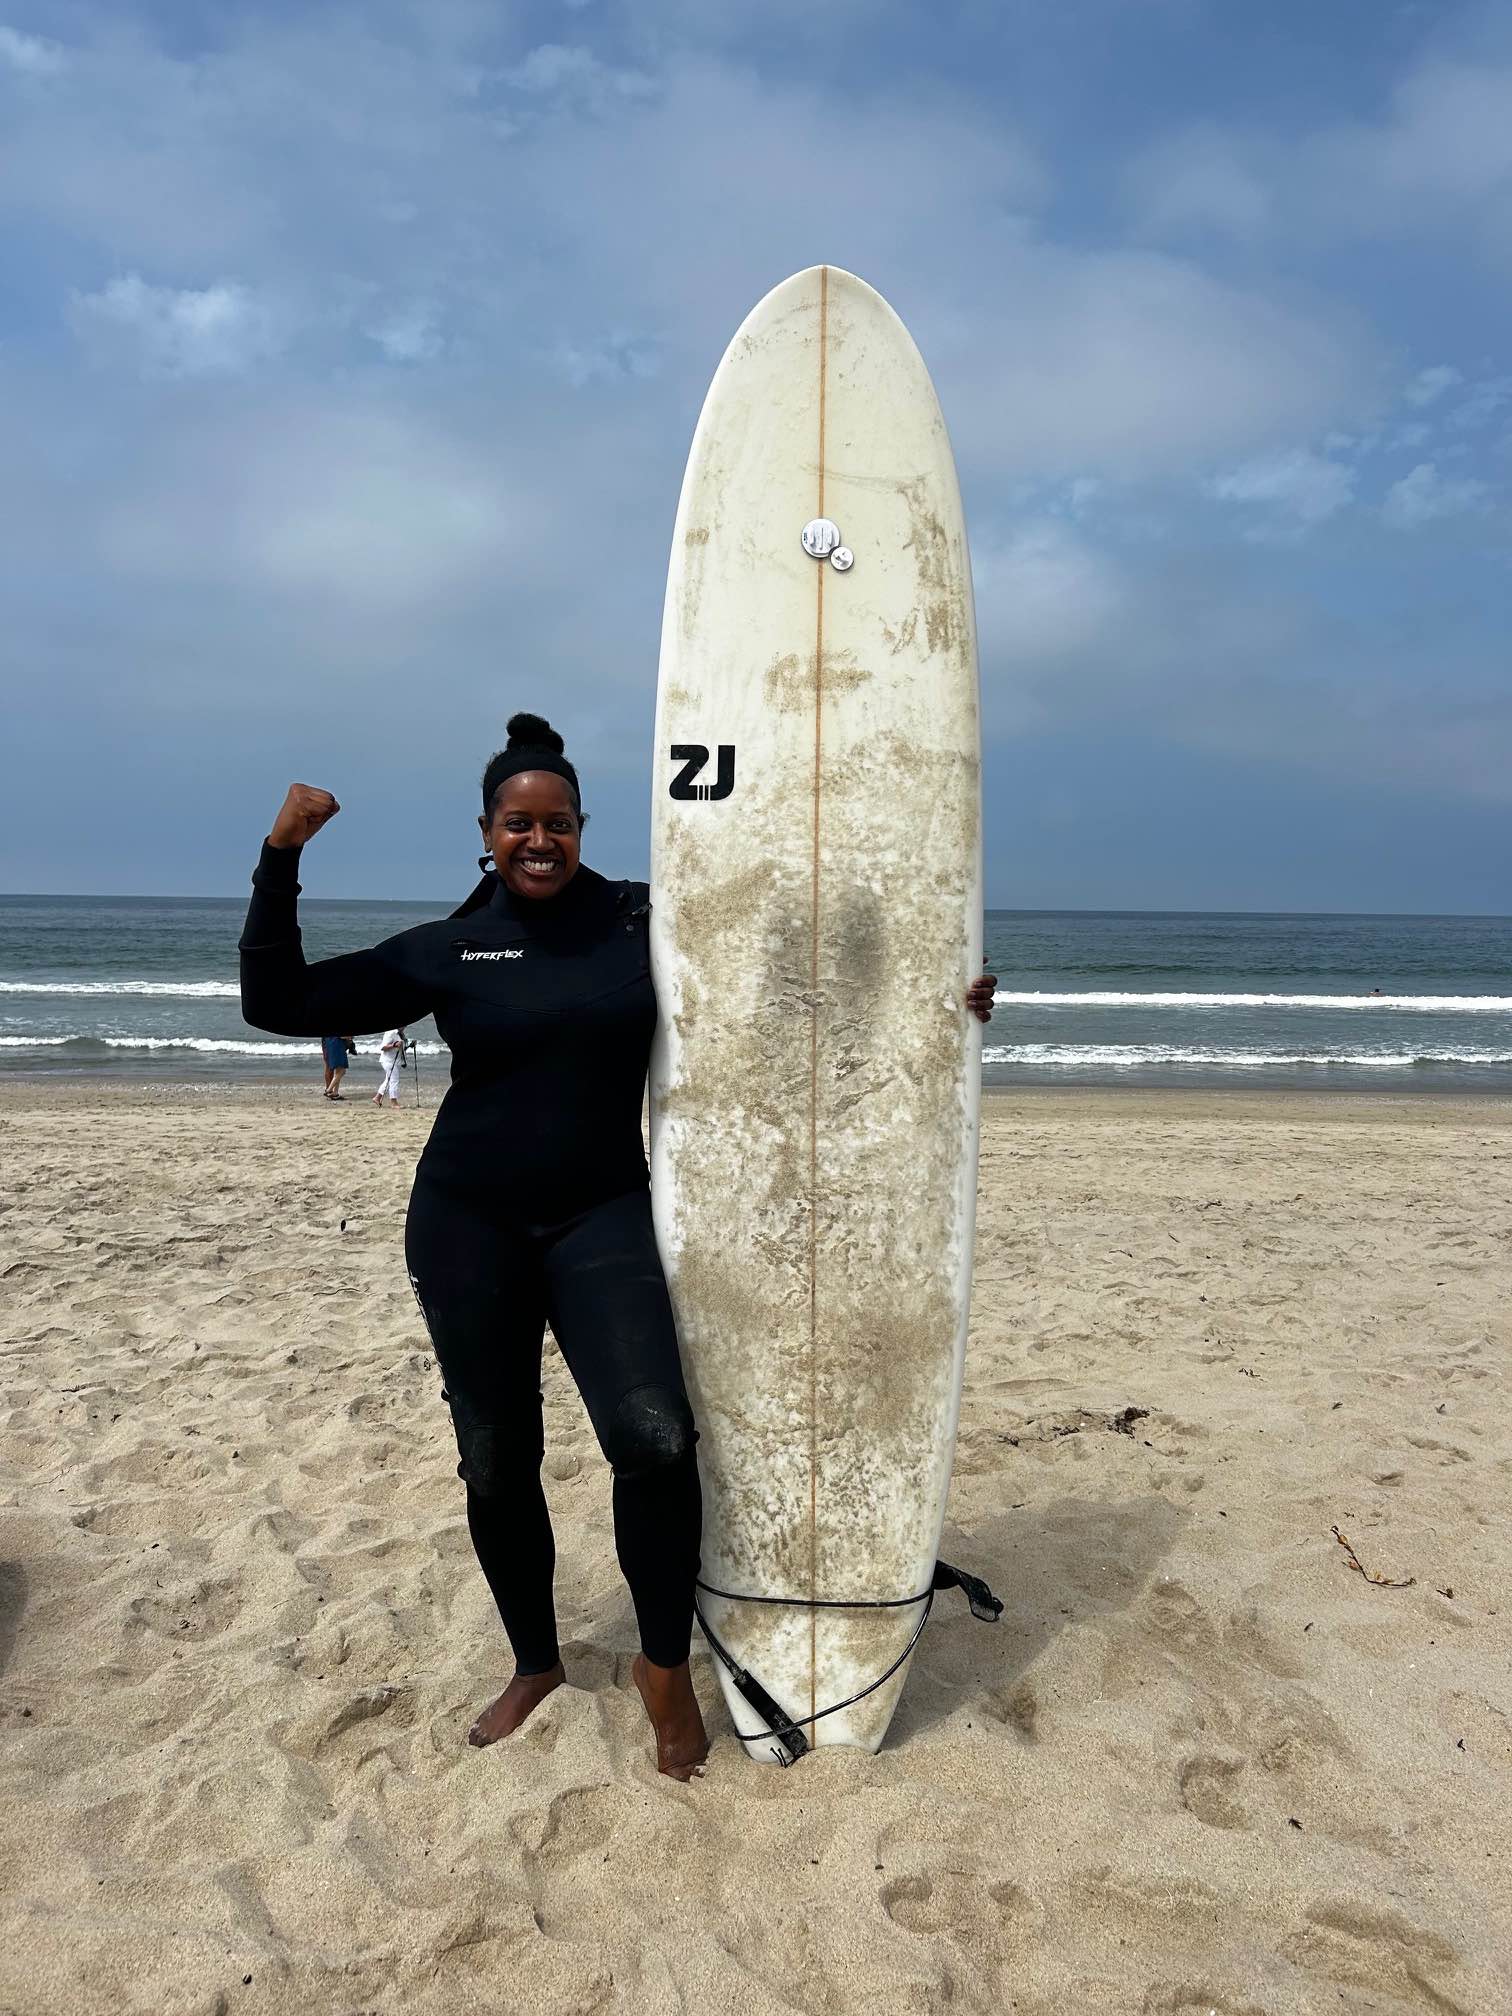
487, 53, 1047, 340
72, 274, 283, 376
1127, 57, 1512, 256
1124, 123, 1271, 239
101, 404, 520, 609
1292, 59, 1512, 255
551, 329, 660, 386
1445, 376, 1512, 433
1353, 61, 1512, 204
944, 247, 1374, 484
980, 533, 1512, 808
501, 42, 656, 105
1207, 447, 1356, 533
1061, 478, 1104, 519
1404, 364, 1462, 407
0, 23, 1047, 347
974, 519, 1126, 673
365, 303, 443, 364
0, 23, 64, 74
1381, 462, 1491, 529
1300, 61, 1512, 244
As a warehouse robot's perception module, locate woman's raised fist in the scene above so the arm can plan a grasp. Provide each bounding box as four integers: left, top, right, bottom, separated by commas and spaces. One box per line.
269, 784, 341, 850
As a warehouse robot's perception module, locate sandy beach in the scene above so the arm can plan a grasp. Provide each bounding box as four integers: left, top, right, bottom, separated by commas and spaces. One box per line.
1, 1082, 1509, 2015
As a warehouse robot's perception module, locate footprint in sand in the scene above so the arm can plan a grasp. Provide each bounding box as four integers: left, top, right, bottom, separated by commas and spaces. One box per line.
1223, 1603, 1305, 1682
512, 1782, 625, 1867
1142, 1988, 1269, 2016
125, 1575, 243, 1641
1283, 1900, 1471, 2015
1177, 1752, 1249, 1831
1251, 1695, 1354, 1777
982, 1678, 1038, 1738
1147, 1578, 1214, 1651
880, 1871, 1042, 1946
319, 1682, 413, 1748
514, 1782, 703, 1944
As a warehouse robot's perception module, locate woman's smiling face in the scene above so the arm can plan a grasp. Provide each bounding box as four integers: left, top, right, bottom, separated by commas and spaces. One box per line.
480, 772, 583, 901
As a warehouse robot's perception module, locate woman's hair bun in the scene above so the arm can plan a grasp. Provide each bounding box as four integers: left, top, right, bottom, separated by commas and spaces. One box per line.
505, 712, 565, 754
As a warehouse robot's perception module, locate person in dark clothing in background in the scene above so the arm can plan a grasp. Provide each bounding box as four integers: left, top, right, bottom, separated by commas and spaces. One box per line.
320, 1033, 354, 1099
239, 714, 709, 1778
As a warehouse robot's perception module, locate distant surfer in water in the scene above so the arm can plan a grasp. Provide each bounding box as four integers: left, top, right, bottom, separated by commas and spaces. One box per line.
240, 713, 996, 1780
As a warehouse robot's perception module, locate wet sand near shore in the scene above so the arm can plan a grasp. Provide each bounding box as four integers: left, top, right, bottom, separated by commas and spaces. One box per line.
2, 1082, 1509, 2014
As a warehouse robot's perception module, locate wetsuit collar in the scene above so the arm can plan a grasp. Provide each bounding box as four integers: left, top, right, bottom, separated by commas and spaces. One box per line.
487, 861, 603, 924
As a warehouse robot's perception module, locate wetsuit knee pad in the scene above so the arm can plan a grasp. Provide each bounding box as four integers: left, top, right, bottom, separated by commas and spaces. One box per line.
603, 1384, 696, 1479
454, 1417, 542, 1500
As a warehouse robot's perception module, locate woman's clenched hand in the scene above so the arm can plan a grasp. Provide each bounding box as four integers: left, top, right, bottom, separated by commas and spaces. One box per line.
269, 784, 340, 850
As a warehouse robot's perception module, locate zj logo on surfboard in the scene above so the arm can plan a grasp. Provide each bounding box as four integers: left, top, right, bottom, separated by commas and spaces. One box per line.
668, 744, 736, 802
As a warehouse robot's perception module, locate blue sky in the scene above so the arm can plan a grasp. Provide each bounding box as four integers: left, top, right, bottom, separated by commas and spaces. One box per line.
1, 0, 1508, 910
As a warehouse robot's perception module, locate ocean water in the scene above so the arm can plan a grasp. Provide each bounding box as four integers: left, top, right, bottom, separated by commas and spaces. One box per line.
981, 909, 1512, 1092
0, 895, 450, 1089
1, 896, 1509, 1094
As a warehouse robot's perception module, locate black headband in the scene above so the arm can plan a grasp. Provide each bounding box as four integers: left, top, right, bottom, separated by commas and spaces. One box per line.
483, 749, 581, 809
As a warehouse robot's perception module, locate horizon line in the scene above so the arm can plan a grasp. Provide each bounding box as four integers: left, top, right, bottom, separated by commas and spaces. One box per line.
1, 890, 1508, 923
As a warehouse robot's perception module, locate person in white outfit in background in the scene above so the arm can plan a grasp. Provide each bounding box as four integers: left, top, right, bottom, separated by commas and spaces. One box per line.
375, 1027, 406, 1107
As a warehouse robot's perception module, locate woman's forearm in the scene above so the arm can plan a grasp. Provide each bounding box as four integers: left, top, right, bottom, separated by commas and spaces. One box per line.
238, 840, 429, 1037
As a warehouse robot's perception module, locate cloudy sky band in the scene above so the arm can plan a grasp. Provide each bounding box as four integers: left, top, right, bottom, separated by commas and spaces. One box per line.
0, 0, 1507, 909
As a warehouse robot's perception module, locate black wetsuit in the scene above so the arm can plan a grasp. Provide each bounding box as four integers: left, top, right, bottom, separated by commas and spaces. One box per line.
239, 842, 700, 1672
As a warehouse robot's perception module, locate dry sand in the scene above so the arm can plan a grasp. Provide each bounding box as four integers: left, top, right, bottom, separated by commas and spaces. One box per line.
1, 1082, 1509, 2015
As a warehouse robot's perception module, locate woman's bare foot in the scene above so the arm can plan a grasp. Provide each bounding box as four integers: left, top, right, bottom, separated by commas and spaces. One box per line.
467, 1662, 565, 1747
632, 1654, 709, 1780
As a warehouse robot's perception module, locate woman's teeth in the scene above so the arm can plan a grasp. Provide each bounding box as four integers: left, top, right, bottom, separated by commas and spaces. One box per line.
519, 859, 559, 875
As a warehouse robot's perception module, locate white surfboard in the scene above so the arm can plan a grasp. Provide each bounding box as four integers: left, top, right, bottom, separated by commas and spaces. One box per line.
649, 266, 981, 1760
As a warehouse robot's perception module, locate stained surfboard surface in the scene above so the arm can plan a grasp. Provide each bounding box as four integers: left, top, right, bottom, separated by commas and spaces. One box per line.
649, 266, 981, 1759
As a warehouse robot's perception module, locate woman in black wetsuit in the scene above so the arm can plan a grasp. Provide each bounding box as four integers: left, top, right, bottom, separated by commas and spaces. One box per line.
241, 712, 998, 1781
241, 714, 711, 1776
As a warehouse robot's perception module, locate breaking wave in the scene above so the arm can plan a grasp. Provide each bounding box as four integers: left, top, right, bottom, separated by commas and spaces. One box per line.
983, 1043, 1512, 1070
0, 1034, 448, 1056
991, 990, 1512, 1013
0, 979, 241, 998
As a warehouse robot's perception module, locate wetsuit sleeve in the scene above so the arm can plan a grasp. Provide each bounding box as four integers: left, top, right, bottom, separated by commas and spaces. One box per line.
239, 840, 434, 1037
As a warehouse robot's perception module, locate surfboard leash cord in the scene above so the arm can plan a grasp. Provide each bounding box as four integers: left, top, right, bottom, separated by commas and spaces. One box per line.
693, 1560, 1002, 1766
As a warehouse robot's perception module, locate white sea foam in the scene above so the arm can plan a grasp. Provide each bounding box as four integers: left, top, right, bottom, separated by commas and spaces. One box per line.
0, 980, 241, 998
991, 990, 1512, 1013
13, 981, 1504, 1013
982, 1043, 1512, 1069
0, 1034, 449, 1056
